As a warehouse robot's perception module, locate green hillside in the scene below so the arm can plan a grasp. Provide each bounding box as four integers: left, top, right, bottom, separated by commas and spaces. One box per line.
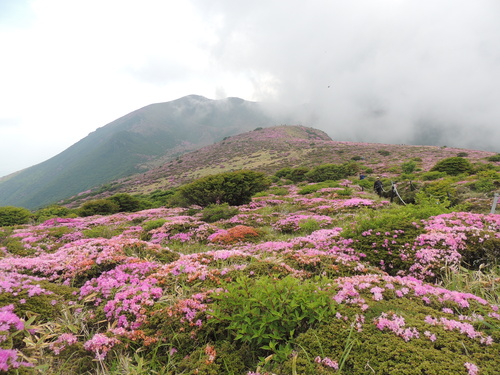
0, 96, 275, 209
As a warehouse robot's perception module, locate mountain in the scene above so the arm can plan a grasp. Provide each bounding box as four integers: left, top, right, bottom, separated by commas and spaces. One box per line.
61, 124, 498, 208
0, 95, 276, 209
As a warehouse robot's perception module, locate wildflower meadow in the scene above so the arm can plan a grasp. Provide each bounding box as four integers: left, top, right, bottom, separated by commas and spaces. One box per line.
1, 154, 500, 373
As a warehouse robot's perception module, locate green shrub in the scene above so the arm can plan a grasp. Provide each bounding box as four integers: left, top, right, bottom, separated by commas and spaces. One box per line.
108, 193, 142, 212
457, 152, 468, 157
255, 186, 289, 197
298, 181, 339, 195
305, 163, 351, 182
175, 170, 270, 207
142, 219, 167, 232
209, 275, 336, 360
33, 205, 72, 222
486, 154, 500, 162
275, 166, 309, 182
82, 225, 122, 239
471, 179, 496, 193
78, 199, 120, 217
201, 203, 239, 223
378, 150, 391, 156
0, 206, 31, 226
298, 219, 321, 234
401, 160, 417, 174
422, 180, 456, 202
430, 157, 472, 176
421, 171, 447, 181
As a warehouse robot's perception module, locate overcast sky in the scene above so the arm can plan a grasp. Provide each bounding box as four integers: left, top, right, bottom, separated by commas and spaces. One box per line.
1, 0, 500, 177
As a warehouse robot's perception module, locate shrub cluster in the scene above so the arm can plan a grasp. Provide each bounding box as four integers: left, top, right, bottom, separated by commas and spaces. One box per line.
174, 170, 270, 207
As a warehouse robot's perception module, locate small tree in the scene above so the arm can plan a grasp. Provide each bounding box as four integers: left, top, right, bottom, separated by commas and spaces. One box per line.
0, 206, 31, 226
175, 170, 270, 207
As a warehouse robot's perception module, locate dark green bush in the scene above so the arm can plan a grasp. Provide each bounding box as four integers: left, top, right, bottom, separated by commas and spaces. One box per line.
430, 157, 472, 176
401, 160, 417, 174
486, 154, 500, 162
378, 150, 391, 156
78, 199, 120, 217
275, 166, 309, 182
457, 152, 468, 157
108, 193, 142, 212
0, 206, 31, 226
201, 203, 239, 223
174, 170, 270, 207
305, 162, 357, 182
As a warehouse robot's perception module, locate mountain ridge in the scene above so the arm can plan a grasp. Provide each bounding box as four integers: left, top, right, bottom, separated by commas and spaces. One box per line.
0, 95, 276, 209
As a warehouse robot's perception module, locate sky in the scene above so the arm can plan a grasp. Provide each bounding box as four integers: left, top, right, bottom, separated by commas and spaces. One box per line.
1, 0, 500, 177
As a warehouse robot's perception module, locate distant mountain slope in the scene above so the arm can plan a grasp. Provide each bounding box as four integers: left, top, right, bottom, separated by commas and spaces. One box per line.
0, 95, 275, 209
73, 125, 496, 202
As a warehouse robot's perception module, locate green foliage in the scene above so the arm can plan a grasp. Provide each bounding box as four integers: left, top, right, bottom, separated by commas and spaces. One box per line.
298, 219, 321, 234
108, 193, 142, 212
430, 156, 473, 176
275, 167, 310, 183
78, 199, 120, 217
298, 181, 339, 195
377, 150, 391, 156
175, 170, 270, 207
305, 163, 355, 183
33, 205, 73, 223
142, 219, 167, 232
401, 160, 417, 174
421, 171, 447, 181
200, 203, 239, 223
82, 225, 123, 239
471, 179, 496, 193
486, 154, 500, 162
0, 206, 31, 226
144, 189, 176, 208
457, 152, 468, 157
210, 275, 336, 360
422, 180, 456, 202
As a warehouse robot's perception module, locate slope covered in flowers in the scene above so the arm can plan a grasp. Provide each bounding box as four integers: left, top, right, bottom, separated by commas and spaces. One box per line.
1, 181, 500, 374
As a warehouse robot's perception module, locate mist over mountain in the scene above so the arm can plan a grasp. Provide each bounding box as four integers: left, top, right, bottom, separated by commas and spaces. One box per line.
0, 95, 276, 209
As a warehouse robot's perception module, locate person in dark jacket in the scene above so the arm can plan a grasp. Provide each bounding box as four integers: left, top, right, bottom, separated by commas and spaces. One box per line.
374, 177, 383, 196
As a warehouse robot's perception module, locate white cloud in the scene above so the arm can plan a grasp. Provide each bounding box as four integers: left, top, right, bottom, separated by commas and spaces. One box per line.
1, 0, 500, 177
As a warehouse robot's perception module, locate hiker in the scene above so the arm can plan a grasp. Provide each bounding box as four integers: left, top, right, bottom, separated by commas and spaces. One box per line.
374, 177, 383, 197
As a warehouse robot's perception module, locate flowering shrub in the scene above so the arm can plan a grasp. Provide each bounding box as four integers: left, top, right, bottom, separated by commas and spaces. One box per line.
208, 225, 261, 245
1, 172, 500, 373
272, 214, 332, 233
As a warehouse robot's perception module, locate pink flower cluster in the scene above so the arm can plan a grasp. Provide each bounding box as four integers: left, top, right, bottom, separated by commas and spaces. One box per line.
83, 333, 121, 360
0, 349, 33, 371
315, 356, 339, 369
49, 333, 78, 354
375, 312, 419, 342
272, 214, 332, 233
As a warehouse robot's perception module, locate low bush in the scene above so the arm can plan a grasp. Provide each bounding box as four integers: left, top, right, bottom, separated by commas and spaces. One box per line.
108, 193, 142, 212
486, 154, 500, 162
174, 170, 270, 207
209, 275, 336, 360
78, 199, 120, 217
0, 206, 31, 226
200, 203, 239, 223
430, 157, 473, 176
